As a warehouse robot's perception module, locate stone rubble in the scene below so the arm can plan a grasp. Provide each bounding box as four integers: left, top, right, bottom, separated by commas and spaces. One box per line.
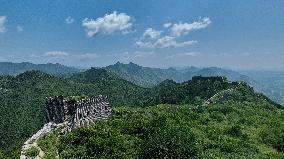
20, 122, 62, 159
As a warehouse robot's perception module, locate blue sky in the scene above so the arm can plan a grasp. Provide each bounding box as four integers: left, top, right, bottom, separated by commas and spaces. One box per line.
0, 0, 284, 70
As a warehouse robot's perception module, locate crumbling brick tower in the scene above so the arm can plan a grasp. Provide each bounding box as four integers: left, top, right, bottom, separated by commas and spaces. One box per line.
45, 95, 112, 132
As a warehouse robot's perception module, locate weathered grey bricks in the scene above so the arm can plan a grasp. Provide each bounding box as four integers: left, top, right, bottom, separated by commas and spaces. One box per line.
45, 95, 112, 133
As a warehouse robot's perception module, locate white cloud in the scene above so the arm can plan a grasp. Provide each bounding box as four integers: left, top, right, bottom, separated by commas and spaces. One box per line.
0, 16, 7, 33
142, 28, 162, 39
65, 16, 75, 24
76, 53, 100, 60
133, 51, 155, 58
17, 26, 23, 32
82, 11, 132, 37
135, 17, 211, 49
170, 17, 211, 37
44, 51, 69, 57
165, 52, 200, 59
163, 23, 172, 28
135, 41, 152, 48
136, 36, 197, 49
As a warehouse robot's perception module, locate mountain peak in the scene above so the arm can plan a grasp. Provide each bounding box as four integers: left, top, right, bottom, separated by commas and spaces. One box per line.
115, 61, 122, 65
129, 62, 136, 65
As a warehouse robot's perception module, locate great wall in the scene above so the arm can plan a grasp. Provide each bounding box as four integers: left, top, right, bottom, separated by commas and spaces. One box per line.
19, 76, 245, 159
45, 95, 112, 134
20, 95, 112, 159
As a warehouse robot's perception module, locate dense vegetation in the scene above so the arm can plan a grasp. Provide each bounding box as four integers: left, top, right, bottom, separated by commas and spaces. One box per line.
141, 77, 236, 106
37, 84, 284, 158
0, 69, 145, 158
1, 61, 283, 104
0, 65, 283, 158
106, 62, 284, 106
69, 68, 146, 106
24, 146, 39, 157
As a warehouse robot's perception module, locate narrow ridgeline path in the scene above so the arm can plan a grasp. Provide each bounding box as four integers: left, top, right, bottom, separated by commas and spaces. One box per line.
202, 82, 242, 106
20, 123, 63, 159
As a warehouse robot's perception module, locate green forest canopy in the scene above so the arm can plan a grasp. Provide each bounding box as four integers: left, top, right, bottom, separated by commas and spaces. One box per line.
0, 68, 283, 158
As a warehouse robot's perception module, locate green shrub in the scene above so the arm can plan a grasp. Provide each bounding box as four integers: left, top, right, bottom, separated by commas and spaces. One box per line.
37, 130, 59, 158
141, 125, 201, 159
25, 146, 39, 157
261, 125, 284, 152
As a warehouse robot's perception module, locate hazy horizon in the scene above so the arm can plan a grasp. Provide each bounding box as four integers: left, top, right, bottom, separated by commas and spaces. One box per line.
0, 60, 282, 72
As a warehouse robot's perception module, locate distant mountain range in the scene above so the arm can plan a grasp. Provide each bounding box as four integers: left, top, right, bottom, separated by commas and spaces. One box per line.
0, 61, 254, 86
104, 62, 282, 105
0, 61, 283, 104
104, 62, 258, 88
0, 62, 81, 76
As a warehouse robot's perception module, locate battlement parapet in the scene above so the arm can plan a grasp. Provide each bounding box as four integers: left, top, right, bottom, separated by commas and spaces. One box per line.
45, 95, 111, 133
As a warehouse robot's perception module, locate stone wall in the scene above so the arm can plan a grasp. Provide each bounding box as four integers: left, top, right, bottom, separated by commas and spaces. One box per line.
45, 95, 66, 123
192, 75, 227, 82
45, 95, 112, 133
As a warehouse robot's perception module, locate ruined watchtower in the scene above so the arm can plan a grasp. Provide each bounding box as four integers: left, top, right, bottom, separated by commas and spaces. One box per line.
45, 95, 112, 133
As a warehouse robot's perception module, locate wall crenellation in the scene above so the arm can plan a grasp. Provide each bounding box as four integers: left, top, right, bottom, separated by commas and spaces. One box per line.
45, 95, 112, 133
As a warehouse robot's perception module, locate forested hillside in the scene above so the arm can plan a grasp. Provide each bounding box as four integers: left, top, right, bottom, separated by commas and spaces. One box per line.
0, 67, 283, 158
105, 62, 184, 87
33, 80, 284, 158
0, 69, 145, 158
241, 70, 284, 105
1, 61, 281, 104
106, 62, 284, 104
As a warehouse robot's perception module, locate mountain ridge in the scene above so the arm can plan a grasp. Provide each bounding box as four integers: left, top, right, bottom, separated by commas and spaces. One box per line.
23, 76, 284, 158
0, 66, 283, 158
105, 62, 257, 88
0, 62, 82, 76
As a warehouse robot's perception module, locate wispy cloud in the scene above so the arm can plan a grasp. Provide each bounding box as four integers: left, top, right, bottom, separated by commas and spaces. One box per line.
0, 16, 7, 33
165, 52, 200, 59
163, 23, 172, 28
82, 11, 132, 37
75, 53, 100, 60
17, 26, 23, 32
44, 51, 69, 57
170, 17, 211, 37
132, 51, 155, 58
136, 36, 197, 49
142, 28, 162, 39
65, 16, 75, 24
